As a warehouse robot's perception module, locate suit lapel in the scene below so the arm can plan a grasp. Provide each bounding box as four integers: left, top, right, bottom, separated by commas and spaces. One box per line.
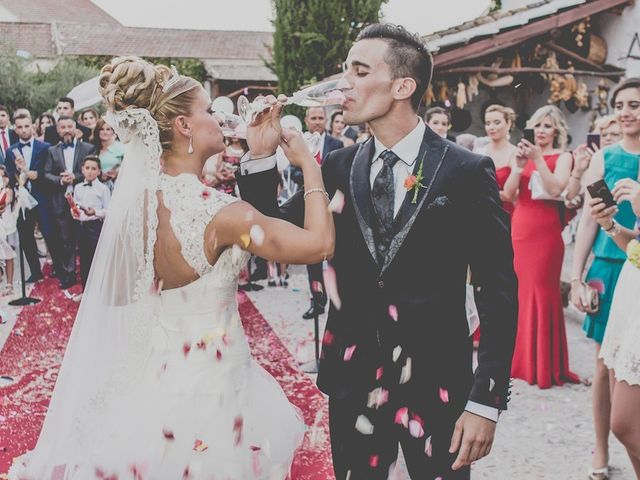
53, 145, 66, 171
349, 139, 379, 267
72, 142, 84, 172
380, 130, 449, 275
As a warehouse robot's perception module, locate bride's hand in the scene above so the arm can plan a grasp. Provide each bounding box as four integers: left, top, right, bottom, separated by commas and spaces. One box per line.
280, 128, 316, 168
246, 94, 286, 157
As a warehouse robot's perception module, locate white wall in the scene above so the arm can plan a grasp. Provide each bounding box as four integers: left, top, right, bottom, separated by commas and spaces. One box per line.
599, 3, 640, 77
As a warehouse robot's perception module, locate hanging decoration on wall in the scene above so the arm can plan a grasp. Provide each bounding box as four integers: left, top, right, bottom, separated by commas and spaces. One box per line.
467, 75, 480, 102
456, 81, 467, 109
596, 79, 611, 116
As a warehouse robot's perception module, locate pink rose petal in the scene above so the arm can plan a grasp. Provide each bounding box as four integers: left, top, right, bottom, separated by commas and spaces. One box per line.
439, 387, 450, 403
587, 279, 605, 294
323, 264, 342, 310
344, 344, 357, 361
388, 304, 398, 321
369, 454, 379, 468
394, 407, 409, 428
328, 189, 345, 214
193, 439, 208, 452
376, 366, 384, 380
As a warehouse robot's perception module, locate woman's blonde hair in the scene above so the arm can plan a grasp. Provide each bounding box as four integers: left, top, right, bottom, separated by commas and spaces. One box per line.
526, 105, 568, 150
99, 56, 202, 152
592, 115, 618, 134
485, 104, 516, 131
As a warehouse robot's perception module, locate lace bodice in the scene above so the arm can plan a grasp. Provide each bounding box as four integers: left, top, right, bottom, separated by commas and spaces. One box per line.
159, 173, 249, 280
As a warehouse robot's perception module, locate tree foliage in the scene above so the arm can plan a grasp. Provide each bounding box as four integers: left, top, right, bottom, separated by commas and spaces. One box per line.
270, 0, 388, 117
80, 56, 208, 83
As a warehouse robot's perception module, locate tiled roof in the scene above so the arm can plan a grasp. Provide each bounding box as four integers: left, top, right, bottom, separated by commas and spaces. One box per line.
0, 0, 120, 25
56, 23, 273, 60
0, 22, 55, 57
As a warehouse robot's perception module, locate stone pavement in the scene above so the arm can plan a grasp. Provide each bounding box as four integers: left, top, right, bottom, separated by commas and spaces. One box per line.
246, 262, 635, 480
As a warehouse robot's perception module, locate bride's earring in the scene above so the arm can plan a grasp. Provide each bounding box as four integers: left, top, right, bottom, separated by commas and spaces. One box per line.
188, 136, 194, 154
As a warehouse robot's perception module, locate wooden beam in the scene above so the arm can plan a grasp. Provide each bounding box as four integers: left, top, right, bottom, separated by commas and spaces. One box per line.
432, 0, 632, 67
436, 65, 625, 77
543, 41, 605, 71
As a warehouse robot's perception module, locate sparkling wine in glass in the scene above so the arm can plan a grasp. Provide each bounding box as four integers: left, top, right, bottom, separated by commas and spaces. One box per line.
237, 79, 346, 125
214, 111, 247, 139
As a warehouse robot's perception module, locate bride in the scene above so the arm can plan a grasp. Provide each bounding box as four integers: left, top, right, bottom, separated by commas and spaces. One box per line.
10, 57, 334, 479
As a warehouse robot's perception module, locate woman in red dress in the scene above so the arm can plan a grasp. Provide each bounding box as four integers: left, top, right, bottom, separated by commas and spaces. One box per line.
504, 105, 580, 388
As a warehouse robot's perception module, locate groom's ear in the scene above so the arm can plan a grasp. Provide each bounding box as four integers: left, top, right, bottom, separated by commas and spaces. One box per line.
392, 77, 417, 102
174, 115, 192, 138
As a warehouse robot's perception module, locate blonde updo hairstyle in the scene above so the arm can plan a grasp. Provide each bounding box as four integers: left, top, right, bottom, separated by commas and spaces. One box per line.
485, 104, 516, 132
99, 56, 202, 152
526, 105, 569, 150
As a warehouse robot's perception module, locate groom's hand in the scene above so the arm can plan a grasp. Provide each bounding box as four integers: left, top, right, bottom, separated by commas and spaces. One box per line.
449, 411, 496, 470
246, 94, 286, 157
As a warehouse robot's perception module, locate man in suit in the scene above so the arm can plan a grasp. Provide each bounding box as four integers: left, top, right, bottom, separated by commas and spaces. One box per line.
0, 105, 19, 166
44, 116, 95, 289
5, 111, 53, 282
44, 97, 91, 146
238, 23, 518, 480
297, 106, 344, 319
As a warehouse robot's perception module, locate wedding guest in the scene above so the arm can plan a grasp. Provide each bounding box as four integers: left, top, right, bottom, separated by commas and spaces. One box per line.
329, 110, 355, 147
299, 106, 343, 320
570, 80, 640, 480
44, 97, 91, 145
477, 105, 518, 215
4, 111, 53, 282
78, 108, 99, 142
216, 136, 247, 196
36, 113, 55, 142
589, 177, 640, 478
72, 155, 110, 290
44, 116, 95, 289
504, 105, 579, 388
424, 106, 450, 138
93, 118, 124, 188
564, 115, 622, 204
0, 166, 16, 295
0, 105, 19, 166
356, 123, 372, 143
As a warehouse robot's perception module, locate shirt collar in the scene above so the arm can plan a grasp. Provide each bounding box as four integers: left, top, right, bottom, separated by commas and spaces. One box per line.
372, 118, 425, 167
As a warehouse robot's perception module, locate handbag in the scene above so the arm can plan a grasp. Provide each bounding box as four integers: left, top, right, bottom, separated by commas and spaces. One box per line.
580, 282, 600, 314
529, 171, 562, 201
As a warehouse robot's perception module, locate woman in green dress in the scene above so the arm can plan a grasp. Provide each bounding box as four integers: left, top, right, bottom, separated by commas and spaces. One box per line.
94, 117, 124, 190
570, 80, 640, 480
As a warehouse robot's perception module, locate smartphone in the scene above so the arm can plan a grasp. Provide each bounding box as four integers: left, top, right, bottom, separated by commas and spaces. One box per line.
523, 128, 535, 144
586, 179, 616, 208
587, 133, 601, 150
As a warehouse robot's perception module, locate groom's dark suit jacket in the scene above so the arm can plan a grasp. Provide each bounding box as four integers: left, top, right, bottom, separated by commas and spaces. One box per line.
238, 126, 518, 414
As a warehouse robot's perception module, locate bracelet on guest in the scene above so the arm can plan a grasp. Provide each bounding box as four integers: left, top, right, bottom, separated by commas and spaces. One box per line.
303, 188, 329, 201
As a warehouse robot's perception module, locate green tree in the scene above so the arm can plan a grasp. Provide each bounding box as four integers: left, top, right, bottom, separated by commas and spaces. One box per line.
270, 0, 387, 116
80, 55, 208, 83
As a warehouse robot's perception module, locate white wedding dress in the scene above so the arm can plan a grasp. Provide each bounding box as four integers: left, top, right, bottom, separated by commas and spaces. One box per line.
10, 173, 305, 479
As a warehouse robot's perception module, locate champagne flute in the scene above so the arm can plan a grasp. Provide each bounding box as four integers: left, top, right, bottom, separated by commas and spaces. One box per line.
237, 79, 346, 125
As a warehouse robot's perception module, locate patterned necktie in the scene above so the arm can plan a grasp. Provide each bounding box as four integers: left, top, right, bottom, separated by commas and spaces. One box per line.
0, 130, 8, 154
372, 149, 401, 230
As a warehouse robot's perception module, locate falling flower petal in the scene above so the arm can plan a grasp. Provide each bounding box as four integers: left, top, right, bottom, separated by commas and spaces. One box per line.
376, 366, 384, 380
240, 233, 251, 248
249, 225, 265, 246
399, 357, 412, 384
355, 414, 374, 435
252, 448, 262, 477
425, 435, 433, 457
193, 439, 208, 452
388, 304, 398, 322
409, 414, 425, 438
394, 407, 409, 428
216, 349, 222, 361
439, 387, 450, 403
233, 416, 244, 445
369, 455, 379, 468
129, 462, 149, 480
392, 345, 402, 362
323, 264, 341, 310
328, 189, 345, 214
162, 428, 175, 440
367, 387, 389, 409
587, 279, 605, 294
183, 342, 191, 358
322, 329, 334, 346
489, 378, 496, 391
344, 345, 357, 361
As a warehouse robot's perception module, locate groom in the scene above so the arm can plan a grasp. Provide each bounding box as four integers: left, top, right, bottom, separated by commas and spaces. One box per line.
239, 23, 518, 480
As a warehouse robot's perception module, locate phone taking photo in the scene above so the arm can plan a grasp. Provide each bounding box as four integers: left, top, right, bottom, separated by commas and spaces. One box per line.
586, 179, 616, 208
587, 133, 601, 150
523, 128, 535, 144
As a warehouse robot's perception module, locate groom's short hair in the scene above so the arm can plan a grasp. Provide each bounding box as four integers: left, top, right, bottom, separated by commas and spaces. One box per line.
356, 23, 433, 111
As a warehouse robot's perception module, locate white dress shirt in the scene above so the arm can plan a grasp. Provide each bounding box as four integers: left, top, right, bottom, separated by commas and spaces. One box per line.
238, 126, 500, 422
63, 139, 76, 172
18, 139, 33, 167
73, 179, 111, 222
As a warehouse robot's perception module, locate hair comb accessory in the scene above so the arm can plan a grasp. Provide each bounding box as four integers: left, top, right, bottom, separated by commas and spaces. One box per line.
162, 65, 181, 93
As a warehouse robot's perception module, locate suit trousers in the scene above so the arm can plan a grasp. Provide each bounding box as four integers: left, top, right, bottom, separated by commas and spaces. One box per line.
306, 262, 327, 306
51, 209, 76, 283
328, 391, 470, 480
17, 208, 45, 277
75, 219, 102, 288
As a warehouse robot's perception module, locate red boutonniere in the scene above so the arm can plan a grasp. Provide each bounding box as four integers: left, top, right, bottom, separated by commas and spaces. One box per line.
404, 159, 425, 204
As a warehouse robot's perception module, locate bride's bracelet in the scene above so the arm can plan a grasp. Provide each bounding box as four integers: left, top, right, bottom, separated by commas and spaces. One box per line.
303, 188, 329, 201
